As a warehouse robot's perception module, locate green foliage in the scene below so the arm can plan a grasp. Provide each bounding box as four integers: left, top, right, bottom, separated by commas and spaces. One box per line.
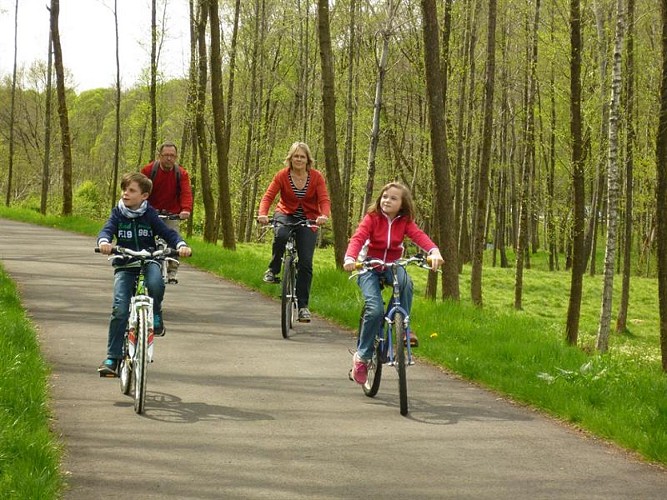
74, 180, 107, 219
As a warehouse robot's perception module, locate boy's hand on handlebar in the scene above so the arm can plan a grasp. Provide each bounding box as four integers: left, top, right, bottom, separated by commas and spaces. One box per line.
99, 242, 113, 255
178, 246, 192, 258
257, 215, 269, 225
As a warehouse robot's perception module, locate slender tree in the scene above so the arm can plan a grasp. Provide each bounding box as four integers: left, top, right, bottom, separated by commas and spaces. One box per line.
317, 0, 347, 266
616, 0, 635, 333
50, 0, 73, 216
656, 0, 667, 371
597, 0, 625, 353
471, 0, 497, 306
6, 0, 19, 207
112, 0, 121, 207
40, 17, 54, 215
421, 0, 459, 300
209, 0, 236, 249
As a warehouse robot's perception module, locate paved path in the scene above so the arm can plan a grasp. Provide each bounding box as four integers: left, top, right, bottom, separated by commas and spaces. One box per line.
0, 218, 665, 499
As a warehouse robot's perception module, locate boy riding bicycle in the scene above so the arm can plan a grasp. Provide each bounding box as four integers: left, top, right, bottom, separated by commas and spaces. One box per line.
97, 172, 192, 376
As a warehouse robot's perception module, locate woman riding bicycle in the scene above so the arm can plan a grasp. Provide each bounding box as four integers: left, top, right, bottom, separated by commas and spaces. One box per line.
257, 141, 330, 323
343, 182, 443, 384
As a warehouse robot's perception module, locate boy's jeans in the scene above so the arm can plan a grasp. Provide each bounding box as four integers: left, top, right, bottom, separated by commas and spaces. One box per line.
106, 262, 164, 359
356, 265, 413, 360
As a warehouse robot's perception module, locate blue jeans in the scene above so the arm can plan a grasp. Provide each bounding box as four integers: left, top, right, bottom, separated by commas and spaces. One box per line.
268, 213, 318, 308
106, 263, 164, 359
356, 266, 413, 360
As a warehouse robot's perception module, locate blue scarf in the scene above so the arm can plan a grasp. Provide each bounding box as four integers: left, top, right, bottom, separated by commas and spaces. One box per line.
118, 199, 148, 219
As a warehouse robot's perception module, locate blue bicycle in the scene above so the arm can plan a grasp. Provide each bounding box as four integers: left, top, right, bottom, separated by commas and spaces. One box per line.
351, 255, 432, 415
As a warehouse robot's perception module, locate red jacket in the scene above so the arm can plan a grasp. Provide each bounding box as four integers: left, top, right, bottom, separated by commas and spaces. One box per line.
140, 161, 193, 214
345, 212, 439, 263
258, 167, 331, 220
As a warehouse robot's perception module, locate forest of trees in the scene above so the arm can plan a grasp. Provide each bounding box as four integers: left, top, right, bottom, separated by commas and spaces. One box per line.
1, 0, 667, 368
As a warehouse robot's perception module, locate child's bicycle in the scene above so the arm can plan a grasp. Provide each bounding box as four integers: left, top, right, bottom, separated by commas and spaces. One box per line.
96, 246, 178, 414
350, 255, 433, 416
156, 211, 182, 285
263, 218, 317, 338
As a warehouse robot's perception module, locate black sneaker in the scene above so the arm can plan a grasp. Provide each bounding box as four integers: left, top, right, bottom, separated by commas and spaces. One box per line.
263, 269, 280, 283
98, 358, 118, 377
154, 313, 166, 337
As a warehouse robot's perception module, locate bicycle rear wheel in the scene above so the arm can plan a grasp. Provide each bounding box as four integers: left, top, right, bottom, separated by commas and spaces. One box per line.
393, 311, 408, 415
281, 256, 296, 338
134, 308, 149, 414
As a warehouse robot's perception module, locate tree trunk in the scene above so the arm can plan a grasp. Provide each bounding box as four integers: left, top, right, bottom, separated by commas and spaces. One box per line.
41, 21, 53, 215
209, 0, 236, 249
317, 0, 347, 267
6, 0, 18, 207
656, 0, 667, 372
50, 0, 73, 216
616, 0, 635, 334
421, 0, 459, 300
565, 0, 586, 346
112, 0, 121, 208
150, 0, 157, 156
596, 0, 625, 353
471, 0, 497, 306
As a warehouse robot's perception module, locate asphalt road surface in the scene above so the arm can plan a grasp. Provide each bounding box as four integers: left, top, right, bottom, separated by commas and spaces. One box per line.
0, 218, 665, 499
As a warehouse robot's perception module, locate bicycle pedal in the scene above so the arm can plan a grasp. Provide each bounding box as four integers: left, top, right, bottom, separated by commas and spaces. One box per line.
167, 278, 178, 284
99, 371, 118, 378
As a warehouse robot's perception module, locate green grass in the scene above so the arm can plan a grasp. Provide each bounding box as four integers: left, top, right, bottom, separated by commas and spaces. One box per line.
0, 266, 63, 498
1, 205, 666, 498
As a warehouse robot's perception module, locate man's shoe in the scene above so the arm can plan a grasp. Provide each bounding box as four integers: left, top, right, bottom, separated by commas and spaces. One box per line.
167, 275, 178, 284
98, 358, 118, 377
403, 329, 419, 347
298, 308, 311, 322
154, 313, 166, 337
263, 269, 280, 283
350, 353, 368, 384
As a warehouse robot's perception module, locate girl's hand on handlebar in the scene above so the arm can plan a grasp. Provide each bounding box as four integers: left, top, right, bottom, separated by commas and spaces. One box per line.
343, 259, 356, 272
99, 242, 113, 255
257, 215, 269, 225
428, 250, 444, 271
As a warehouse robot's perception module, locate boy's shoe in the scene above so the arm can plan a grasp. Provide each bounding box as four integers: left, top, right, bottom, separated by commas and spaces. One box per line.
154, 313, 166, 337
98, 358, 118, 377
350, 353, 368, 384
298, 308, 311, 322
263, 269, 280, 283
167, 275, 179, 284
403, 330, 419, 347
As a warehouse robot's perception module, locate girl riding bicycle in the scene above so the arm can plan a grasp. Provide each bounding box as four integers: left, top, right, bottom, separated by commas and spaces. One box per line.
343, 182, 443, 384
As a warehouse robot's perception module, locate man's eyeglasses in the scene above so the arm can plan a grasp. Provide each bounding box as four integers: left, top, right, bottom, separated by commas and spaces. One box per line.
160, 153, 177, 158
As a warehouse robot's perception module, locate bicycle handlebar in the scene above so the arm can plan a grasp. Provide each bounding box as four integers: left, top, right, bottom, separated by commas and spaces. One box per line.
264, 218, 318, 229
95, 246, 180, 258
351, 254, 434, 277
157, 211, 182, 220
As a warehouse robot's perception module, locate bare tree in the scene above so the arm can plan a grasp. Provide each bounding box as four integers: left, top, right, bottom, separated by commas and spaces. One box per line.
470, 0, 497, 306
596, 0, 625, 353
112, 0, 121, 207
151, 0, 157, 155
50, 0, 73, 215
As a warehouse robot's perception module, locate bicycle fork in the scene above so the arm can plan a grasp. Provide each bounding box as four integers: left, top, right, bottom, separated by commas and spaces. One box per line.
384, 307, 415, 367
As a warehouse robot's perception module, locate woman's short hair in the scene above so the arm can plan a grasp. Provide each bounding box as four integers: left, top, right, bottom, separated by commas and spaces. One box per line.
284, 141, 314, 170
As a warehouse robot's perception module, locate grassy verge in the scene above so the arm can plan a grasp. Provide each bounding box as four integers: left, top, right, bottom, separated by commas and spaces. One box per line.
0, 265, 63, 498
1, 206, 665, 497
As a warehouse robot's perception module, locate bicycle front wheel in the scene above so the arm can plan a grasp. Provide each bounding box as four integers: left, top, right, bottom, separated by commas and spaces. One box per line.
393, 312, 408, 415
119, 332, 132, 396
281, 256, 296, 338
134, 307, 149, 414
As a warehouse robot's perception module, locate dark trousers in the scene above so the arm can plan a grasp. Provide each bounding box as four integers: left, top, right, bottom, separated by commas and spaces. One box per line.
268, 213, 318, 308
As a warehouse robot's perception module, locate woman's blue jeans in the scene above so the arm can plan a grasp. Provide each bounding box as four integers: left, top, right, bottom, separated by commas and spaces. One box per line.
356, 265, 413, 361
268, 213, 318, 308
106, 262, 164, 359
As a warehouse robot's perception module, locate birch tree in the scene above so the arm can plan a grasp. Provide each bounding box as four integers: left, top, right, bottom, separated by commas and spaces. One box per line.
597, 0, 625, 353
